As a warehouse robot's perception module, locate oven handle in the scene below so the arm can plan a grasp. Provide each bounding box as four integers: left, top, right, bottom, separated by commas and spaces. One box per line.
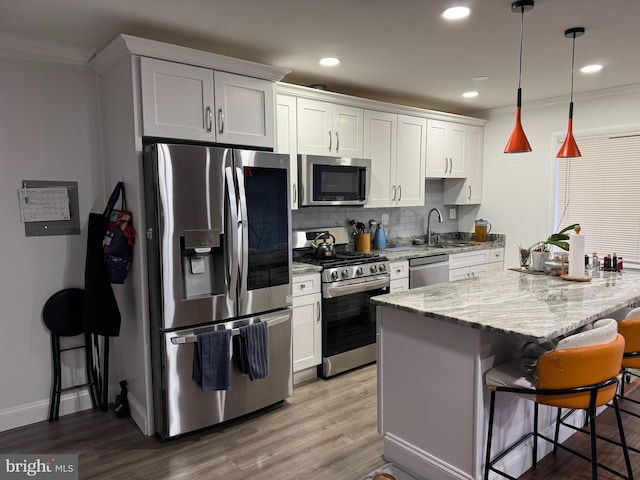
323, 275, 390, 298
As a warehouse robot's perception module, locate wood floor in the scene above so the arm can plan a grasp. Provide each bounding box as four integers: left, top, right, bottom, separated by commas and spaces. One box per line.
2, 365, 640, 479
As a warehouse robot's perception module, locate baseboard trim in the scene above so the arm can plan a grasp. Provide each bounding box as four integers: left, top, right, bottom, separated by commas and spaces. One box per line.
0, 388, 95, 433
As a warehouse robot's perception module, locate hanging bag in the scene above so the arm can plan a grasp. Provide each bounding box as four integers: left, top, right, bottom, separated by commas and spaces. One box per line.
103, 182, 136, 284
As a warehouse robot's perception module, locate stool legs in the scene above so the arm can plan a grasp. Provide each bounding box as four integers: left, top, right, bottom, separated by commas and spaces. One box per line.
48, 332, 99, 421
48, 333, 62, 422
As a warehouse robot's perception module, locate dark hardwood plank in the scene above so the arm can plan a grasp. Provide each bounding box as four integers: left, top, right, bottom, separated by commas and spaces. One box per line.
2, 365, 640, 480
0, 365, 384, 480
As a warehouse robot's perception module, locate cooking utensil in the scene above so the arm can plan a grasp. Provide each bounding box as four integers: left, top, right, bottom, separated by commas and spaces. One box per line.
348, 219, 358, 236
356, 222, 366, 234
311, 232, 336, 259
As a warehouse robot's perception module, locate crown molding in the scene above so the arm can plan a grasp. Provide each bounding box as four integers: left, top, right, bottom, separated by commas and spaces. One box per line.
0, 32, 94, 65
91, 34, 291, 82
486, 83, 640, 117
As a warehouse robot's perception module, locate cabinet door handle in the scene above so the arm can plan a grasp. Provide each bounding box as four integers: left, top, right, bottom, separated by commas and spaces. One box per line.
391, 185, 396, 201
293, 183, 297, 207
397, 185, 402, 201
335, 131, 339, 153
206, 106, 213, 133
316, 301, 321, 322
328, 130, 332, 152
300, 283, 306, 290
449, 158, 453, 174
468, 185, 472, 200
444, 157, 448, 174
218, 108, 224, 134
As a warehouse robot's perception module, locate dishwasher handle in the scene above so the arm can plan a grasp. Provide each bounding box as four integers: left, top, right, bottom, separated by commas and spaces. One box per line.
409, 253, 449, 267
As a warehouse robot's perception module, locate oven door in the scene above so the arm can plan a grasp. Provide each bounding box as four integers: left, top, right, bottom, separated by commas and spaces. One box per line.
321, 275, 389, 359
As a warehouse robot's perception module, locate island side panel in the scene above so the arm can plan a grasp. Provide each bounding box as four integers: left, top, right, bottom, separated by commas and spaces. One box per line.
378, 306, 482, 480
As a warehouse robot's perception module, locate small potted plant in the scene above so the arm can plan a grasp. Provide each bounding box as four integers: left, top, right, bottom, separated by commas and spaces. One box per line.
528, 224, 579, 271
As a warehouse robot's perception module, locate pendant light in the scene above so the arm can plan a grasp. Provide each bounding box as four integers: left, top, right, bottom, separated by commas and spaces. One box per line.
557, 27, 585, 158
504, 0, 534, 154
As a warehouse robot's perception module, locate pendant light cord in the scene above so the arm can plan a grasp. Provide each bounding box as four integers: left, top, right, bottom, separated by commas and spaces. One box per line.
518, 6, 525, 90
569, 33, 576, 103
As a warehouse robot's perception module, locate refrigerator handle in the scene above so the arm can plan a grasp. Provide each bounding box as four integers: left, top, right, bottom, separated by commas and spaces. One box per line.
224, 166, 239, 302
234, 166, 249, 296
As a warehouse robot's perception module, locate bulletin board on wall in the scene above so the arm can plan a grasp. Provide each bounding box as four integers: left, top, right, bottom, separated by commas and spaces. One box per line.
19, 180, 80, 236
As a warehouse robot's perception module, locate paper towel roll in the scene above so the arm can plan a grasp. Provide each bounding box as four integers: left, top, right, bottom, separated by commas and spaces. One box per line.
568, 232, 585, 277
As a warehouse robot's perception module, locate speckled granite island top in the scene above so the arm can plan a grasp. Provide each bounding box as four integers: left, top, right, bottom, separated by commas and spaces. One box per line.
371, 269, 640, 342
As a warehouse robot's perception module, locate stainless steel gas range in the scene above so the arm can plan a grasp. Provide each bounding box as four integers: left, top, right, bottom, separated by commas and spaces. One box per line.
293, 227, 390, 378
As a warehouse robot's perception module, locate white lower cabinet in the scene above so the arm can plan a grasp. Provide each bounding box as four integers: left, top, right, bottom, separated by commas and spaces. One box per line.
292, 273, 322, 376
488, 248, 505, 273
389, 260, 409, 292
449, 250, 492, 282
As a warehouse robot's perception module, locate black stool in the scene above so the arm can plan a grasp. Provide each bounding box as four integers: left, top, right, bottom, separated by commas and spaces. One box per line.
43, 288, 98, 421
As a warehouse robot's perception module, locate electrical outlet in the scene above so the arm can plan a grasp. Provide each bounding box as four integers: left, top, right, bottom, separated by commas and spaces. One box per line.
449, 208, 456, 220
381, 213, 389, 225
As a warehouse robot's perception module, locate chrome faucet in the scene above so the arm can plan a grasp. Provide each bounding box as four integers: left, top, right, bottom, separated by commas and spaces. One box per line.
427, 208, 443, 246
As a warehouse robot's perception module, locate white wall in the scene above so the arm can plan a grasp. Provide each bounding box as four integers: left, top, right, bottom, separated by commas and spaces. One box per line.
0, 58, 104, 431
475, 87, 640, 269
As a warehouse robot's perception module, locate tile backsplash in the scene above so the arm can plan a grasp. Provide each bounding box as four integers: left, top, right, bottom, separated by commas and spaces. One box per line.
292, 180, 458, 244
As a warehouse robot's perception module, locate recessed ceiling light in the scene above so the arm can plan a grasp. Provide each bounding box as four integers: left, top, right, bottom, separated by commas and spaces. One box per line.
442, 6, 471, 20
472, 75, 489, 82
463, 91, 479, 98
581, 64, 603, 74
319, 57, 340, 67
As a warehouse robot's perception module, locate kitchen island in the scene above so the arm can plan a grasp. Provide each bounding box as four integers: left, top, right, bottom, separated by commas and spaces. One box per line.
372, 269, 640, 480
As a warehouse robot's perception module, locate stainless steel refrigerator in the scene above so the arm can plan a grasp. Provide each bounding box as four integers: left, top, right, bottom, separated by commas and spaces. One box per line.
143, 143, 293, 438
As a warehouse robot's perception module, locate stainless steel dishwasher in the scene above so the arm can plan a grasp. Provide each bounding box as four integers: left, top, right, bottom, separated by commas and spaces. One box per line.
409, 253, 450, 289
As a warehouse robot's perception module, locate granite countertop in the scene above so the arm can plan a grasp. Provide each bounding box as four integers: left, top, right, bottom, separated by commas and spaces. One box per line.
292, 241, 505, 275
372, 269, 640, 342
374, 240, 504, 262
292, 263, 323, 275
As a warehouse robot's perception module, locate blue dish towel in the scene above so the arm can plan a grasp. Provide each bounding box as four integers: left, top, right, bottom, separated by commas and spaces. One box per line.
235, 322, 269, 381
192, 329, 232, 391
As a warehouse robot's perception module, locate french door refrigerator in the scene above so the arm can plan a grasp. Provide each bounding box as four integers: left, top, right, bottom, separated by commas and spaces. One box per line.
143, 143, 293, 438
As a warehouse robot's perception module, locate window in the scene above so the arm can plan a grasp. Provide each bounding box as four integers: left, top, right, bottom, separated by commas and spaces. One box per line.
555, 133, 640, 267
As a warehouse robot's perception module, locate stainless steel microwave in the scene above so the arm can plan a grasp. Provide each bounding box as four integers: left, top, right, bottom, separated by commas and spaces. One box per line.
298, 155, 371, 207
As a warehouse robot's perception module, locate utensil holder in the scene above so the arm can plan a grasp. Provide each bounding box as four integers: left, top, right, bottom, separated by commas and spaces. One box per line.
355, 233, 370, 252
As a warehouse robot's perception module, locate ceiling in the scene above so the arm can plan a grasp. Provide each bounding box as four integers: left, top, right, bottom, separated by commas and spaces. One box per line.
2, 0, 640, 117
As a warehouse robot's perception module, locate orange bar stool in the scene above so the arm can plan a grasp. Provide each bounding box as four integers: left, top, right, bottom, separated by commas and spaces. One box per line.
484, 319, 633, 480
618, 307, 640, 402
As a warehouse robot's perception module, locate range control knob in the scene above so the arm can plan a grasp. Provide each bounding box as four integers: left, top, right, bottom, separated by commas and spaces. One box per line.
370, 265, 378, 273
378, 264, 387, 272
341, 269, 349, 278
355, 267, 363, 276
330, 271, 339, 281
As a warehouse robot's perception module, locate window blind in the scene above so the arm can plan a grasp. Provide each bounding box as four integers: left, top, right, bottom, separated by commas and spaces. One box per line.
555, 134, 640, 266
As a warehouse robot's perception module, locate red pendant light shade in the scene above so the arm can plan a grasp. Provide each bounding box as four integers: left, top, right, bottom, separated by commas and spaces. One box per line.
557, 27, 585, 159
505, 0, 534, 154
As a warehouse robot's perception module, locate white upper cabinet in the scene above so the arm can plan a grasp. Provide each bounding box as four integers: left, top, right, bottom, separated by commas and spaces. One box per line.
365, 111, 425, 208
395, 114, 427, 206
443, 125, 484, 205
364, 110, 397, 208
141, 57, 274, 148
213, 71, 274, 148
276, 94, 299, 210
141, 58, 215, 141
425, 119, 466, 178
297, 98, 363, 157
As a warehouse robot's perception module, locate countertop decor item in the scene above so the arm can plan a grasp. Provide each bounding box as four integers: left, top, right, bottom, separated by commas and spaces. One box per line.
557, 27, 585, 158
504, 0, 534, 153
561, 273, 592, 282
